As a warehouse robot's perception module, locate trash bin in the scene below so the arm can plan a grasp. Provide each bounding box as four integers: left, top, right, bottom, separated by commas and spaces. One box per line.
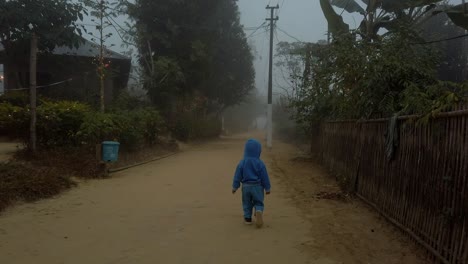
102, 141, 120, 162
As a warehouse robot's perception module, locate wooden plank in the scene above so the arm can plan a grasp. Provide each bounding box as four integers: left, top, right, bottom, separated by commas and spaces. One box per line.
456, 115, 468, 263
449, 116, 462, 264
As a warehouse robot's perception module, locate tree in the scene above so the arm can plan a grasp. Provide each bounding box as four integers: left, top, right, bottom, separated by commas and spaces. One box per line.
0, 0, 84, 88
82, 0, 121, 112
126, 0, 255, 119
420, 12, 468, 83
201, 0, 255, 113
322, 0, 459, 40
288, 28, 465, 127
0, 0, 85, 152
275, 41, 327, 100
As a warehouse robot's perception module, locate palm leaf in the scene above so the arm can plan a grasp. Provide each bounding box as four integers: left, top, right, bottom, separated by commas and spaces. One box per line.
331, 0, 366, 14
434, 3, 468, 30
320, 0, 350, 35
381, 0, 442, 12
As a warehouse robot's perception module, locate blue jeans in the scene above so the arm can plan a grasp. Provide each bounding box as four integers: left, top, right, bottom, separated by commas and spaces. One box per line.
242, 184, 265, 219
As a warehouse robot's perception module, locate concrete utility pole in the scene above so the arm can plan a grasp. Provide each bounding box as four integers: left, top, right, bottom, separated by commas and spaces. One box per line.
266, 4, 279, 149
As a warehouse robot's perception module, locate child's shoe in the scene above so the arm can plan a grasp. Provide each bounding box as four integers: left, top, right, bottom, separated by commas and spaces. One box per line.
244, 218, 253, 225
255, 211, 264, 228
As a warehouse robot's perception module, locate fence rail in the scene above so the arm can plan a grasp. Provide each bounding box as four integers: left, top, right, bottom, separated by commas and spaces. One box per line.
314, 109, 468, 264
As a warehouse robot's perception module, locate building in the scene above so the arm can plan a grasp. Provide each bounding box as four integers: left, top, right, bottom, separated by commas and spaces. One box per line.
0, 38, 131, 105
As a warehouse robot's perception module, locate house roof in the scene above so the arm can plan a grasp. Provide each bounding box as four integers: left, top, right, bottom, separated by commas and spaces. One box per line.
53, 38, 130, 60
0, 37, 130, 61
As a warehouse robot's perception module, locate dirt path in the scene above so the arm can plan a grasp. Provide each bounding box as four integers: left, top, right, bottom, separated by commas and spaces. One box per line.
0, 136, 424, 264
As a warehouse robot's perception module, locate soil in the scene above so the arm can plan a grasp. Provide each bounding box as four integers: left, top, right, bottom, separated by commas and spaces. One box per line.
267, 140, 425, 264
0, 134, 425, 264
0, 142, 21, 163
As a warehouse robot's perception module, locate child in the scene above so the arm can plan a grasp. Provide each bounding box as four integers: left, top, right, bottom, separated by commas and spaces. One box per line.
232, 139, 271, 227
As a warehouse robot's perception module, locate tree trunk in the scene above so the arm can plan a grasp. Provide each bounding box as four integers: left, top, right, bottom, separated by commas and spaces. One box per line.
29, 33, 38, 153
366, 0, 377, 41
100, 74, 105, 112
99, 0, 105, 112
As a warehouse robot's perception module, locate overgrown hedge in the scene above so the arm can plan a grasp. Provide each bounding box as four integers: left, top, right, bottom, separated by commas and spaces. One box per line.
0, 94, 165, 150
78, 108, 165, 150
171, 112, 221, 141
1, 91, 221, 148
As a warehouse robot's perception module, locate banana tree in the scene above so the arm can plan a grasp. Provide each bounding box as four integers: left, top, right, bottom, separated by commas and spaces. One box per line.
321, 0, 452, 40
434, 2, 468, 30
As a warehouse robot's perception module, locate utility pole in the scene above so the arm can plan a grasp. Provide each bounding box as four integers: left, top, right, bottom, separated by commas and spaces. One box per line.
266, 4, 279, 149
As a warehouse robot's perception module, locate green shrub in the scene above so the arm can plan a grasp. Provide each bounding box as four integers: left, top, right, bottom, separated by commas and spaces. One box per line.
172, 113, 220, 141
78, 107, 165, 150
0, 100, 91, 145
109, 90, 149, 111
0, 91, 49, 107
195, 117, 221, 139
172, 113, 193, 141
0, 92, 30, 107
0, 102, 29, 138
78, 112, 124, 144
133, 108, 165, 145
0, 96, 166, 150
36, 101, 91, 147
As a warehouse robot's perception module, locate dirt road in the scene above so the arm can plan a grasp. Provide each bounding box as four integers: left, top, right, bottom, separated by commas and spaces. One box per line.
0, 136, 424, 264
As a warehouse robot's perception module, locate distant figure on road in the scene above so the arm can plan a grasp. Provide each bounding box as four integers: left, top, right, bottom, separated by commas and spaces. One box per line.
232, 139, 271, 227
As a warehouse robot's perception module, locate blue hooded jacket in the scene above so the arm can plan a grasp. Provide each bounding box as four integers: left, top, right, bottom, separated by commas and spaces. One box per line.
232, 139, 271, 192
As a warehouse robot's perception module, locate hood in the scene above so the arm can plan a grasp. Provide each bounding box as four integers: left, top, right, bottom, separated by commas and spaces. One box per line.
244, 139, 262, 158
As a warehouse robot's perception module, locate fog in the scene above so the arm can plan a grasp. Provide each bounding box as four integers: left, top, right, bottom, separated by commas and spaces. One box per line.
78, 0, 465, 98
70, 0, 466, 134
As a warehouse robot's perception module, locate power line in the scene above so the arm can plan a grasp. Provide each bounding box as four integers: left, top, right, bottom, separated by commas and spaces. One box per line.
414, 33, 468, 45
247, 22, 267, 38
280, 0, 286, 8
276, 26, 304, 43
274, 26, 281, 43
249, 27, 269, 39
277, 0, 286, 17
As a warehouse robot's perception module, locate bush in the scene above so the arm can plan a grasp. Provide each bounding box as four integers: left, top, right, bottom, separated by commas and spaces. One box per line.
0, 100, 91, 146
78, 112, 124, 144
172, 113, 194, 141
195, 117, 221, 139
172, 113, 221, 141
0, 102, 29, 138
0, 97, 165, 150
133, 108, 165, 145
109, 90, 149, 111
36, 101, 91, 147
78, 107, 165, 150
0, 91, 30, 107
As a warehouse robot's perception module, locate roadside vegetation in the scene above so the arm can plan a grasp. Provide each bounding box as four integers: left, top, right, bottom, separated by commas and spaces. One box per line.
0, 0, 254, 212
